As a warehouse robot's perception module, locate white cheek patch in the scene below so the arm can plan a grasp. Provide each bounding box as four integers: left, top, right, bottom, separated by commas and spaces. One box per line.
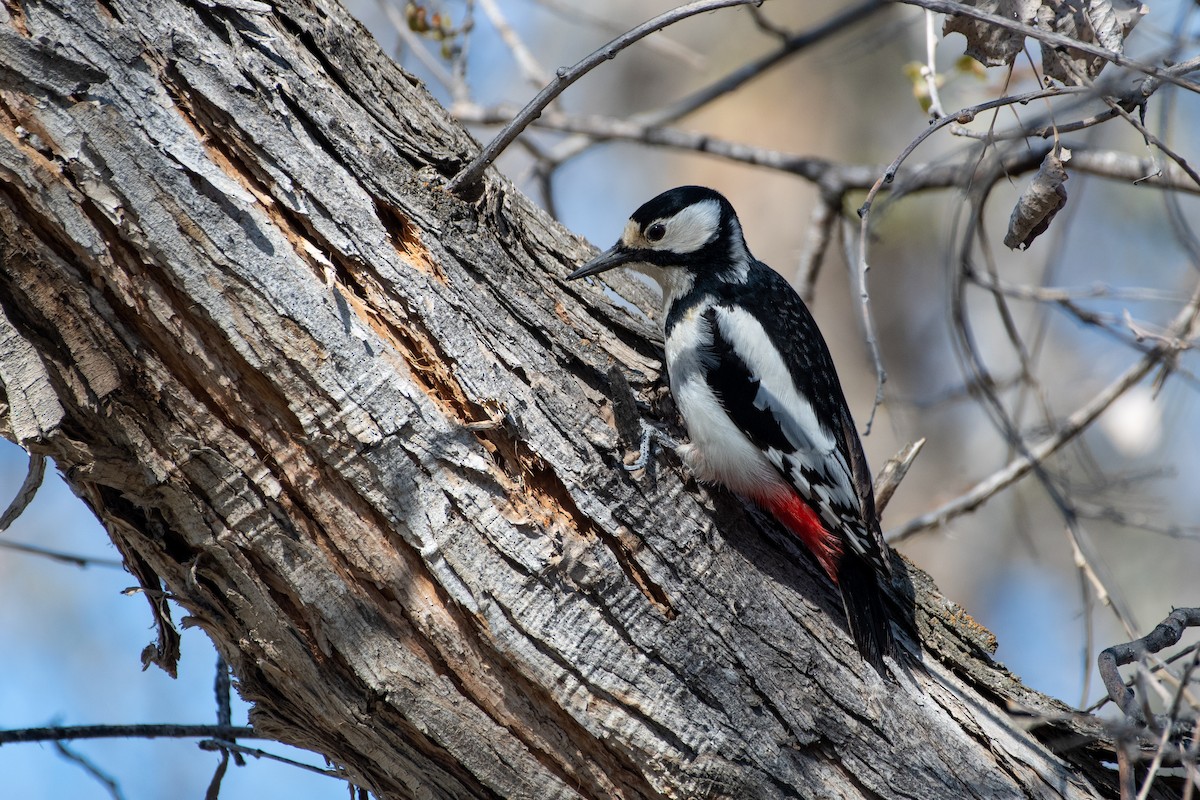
653, 199, 721, 254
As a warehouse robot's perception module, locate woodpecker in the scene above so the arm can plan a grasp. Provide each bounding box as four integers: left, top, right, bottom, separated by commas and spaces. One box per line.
567, 186, 895, 673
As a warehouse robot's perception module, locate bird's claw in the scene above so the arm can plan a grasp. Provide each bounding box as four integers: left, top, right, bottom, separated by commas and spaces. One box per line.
624, 420, 678, 472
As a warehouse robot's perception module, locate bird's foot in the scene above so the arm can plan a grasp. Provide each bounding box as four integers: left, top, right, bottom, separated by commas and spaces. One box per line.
624, 420, 678, 472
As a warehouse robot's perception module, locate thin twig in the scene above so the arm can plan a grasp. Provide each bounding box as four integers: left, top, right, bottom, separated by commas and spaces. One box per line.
954, 50, 1200, 143
200, 739, 349, 780
844, 215, 886, 435
0, 539, 126, 569
447, 0, 763, 195
1089, 643, 1200, 712
1075, 502, 1200, 543
453, 101, 866, 180
646, 0, 886, 126
847, 91, 1076, 433
0, 724, 260, 745
857, 86, 1086, 218
954, 183, 1139, 638
530, 0, 706, 68
1063, 515, 1138, 639
213, 656, 245, 767
898, 0, 1200, 94
205, 749, 230, 800
478, 0, 551, 87
1101, 94, 1200, 188
453, 102, 1200, 198
521, 0, 886, 181
957, 107, 1122, 141
794, 194, 837, 303
53, 740, 126, 800
747, 3, 789, 39
888, 276, 1200, 543
1057, 55, 1200, 194
921, 9, 946, 119
962, 271, 1200, 384
969, 274, 1185, 305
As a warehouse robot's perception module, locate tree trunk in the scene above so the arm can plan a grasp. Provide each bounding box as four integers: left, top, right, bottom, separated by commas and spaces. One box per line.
0, 1, 1139, 797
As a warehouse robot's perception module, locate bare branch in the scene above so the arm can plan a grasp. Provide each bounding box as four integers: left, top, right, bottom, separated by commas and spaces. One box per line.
519, 0, 887, 182
921, 8, 947, 119
873, 439, 926, 515
847, 91, 1072, 434
199, 739, 350, 780
458, 98, 1200, 200
1089, 643, 1200, 712
0, 450, 44, 531
1100, 94, 1200, 189
530, 0, 706, 68
478, 0, 551, 87
857, 86, 1086, 219
448, 0, 763, 195
0, 724, 260, 745
205, 749, 230, 800
887, 276, 1200, 543
0, 539, 125, 569
53, 740, 126, 800
452, 101, 861, 181
1099, 607, 1200, 724
898, 0, 1200, 93
844, 216, 887, 435
794, 194, 838, 303
647, 0, 887, 125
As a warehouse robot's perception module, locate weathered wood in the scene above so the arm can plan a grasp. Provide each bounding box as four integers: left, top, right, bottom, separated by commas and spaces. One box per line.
0, 1, 1143, 797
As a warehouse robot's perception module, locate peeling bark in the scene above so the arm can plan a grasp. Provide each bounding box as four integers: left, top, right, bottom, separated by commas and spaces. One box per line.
0, 1, 1153, 797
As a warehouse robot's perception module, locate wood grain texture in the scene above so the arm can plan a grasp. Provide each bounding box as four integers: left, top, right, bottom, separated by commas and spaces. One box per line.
0, 1, 1144, 797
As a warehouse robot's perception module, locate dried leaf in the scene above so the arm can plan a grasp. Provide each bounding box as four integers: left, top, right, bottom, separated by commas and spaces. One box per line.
943, 0, 1041, 67
1005, 149, 1070, 250
943, 0, 1146, 81
1038, 0, 1147, 84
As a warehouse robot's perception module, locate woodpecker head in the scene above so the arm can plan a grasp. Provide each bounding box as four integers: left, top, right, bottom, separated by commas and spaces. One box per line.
567, 186, 751, 289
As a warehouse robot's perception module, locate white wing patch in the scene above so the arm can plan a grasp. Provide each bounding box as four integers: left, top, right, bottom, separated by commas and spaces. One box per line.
664, 302, 784, 496
711, 306, 864, 539
715, 307, 834, 454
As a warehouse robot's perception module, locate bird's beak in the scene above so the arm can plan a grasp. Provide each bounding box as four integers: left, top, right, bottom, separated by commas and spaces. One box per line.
566, 245, 638, 280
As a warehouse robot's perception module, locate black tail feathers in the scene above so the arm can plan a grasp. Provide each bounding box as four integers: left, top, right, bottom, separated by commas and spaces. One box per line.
837, 552, 894, 675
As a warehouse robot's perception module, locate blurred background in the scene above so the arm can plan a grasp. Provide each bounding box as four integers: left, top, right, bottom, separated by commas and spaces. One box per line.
3, 1, 1199, 796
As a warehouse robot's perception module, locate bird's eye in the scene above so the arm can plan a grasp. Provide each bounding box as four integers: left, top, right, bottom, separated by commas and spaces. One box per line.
645, 222, 667, 242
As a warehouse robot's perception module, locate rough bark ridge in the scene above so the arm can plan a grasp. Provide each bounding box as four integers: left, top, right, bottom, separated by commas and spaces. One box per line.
0, 1, 1139, 797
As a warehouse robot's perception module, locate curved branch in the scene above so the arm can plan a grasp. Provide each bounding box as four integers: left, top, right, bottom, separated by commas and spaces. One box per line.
1098, 607, 1200, 723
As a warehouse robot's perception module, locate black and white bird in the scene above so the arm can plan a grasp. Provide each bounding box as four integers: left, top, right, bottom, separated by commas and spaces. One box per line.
568, 186, 895, 673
